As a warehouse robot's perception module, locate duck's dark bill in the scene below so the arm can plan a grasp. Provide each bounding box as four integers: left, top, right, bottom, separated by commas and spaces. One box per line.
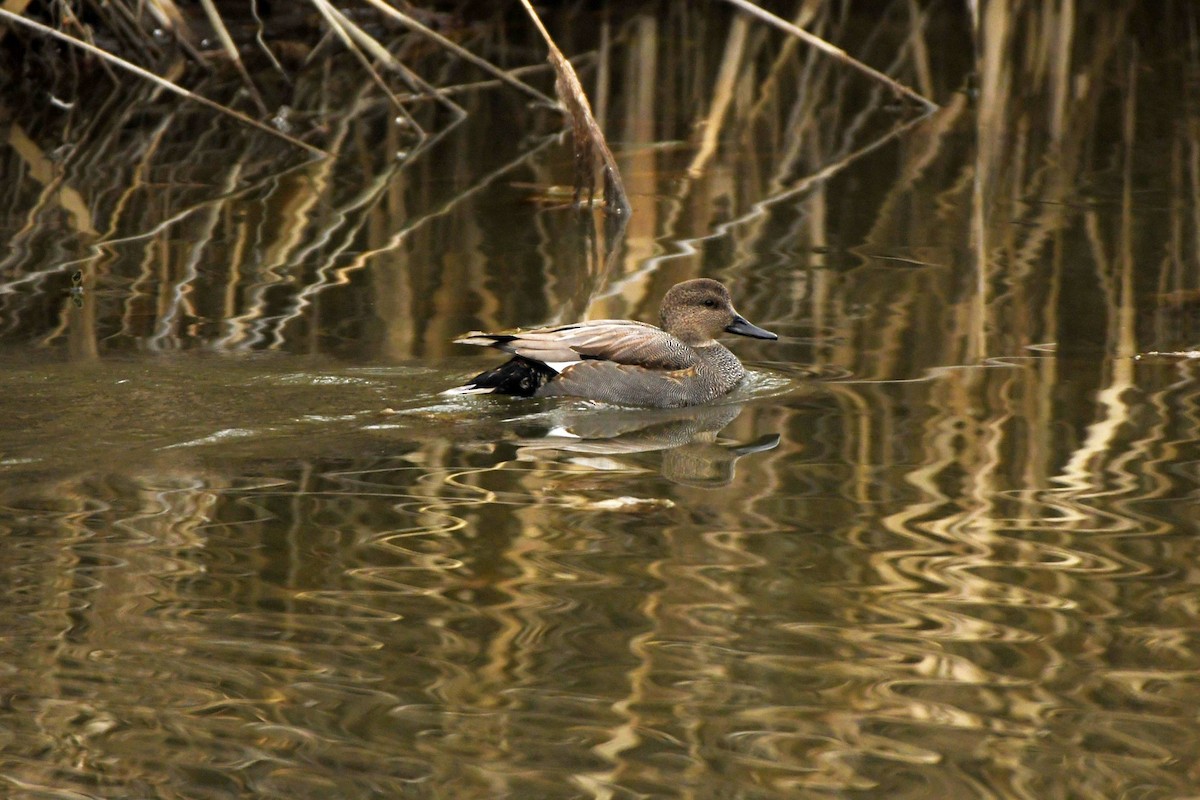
725, 315, 778, 340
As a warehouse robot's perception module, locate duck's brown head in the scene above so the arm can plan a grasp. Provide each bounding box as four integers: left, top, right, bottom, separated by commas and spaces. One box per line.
659, 278, 778, 346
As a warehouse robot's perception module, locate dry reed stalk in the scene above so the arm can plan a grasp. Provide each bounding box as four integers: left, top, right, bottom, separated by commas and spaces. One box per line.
358, 0, 555, 107
248, 0, 289, 83
390, 58, 575, 103
307, 0, 419, 132
0, 9, 326, 157
198, 0, 268, 114
518, 0, 630, 215
723, 0, 938, 111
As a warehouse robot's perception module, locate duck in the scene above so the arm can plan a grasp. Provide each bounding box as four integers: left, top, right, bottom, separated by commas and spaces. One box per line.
444, 278, 777, 408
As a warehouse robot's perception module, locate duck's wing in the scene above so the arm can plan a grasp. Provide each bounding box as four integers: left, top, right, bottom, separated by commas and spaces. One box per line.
455, 320, 697, 371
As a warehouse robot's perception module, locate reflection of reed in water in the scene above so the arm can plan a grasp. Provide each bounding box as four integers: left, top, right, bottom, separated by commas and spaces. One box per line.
4, 344, 1200, 795
0, 2, 943, 369
2, 1, 1198, 376
784, 352, 1200, 796
4, 2, 1200, 797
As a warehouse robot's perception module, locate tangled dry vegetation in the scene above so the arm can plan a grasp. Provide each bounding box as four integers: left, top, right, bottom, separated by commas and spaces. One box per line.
0, 1, 957, 357
1, 0, 645, 211
0, 0, 939, 217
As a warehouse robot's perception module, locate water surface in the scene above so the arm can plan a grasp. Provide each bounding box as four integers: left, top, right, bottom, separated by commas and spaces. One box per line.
2, 3, 1200, 798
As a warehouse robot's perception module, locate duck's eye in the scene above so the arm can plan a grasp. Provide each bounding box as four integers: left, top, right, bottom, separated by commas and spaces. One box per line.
703, 299, 718, 308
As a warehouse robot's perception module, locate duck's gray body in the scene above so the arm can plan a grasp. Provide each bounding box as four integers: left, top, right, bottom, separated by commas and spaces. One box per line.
446, 279, 777, 409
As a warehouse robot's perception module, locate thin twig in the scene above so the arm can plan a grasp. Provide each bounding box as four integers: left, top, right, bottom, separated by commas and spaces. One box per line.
722, 0, 938, 111
198, 0, 268, 114
0, 8, 327, 157
307, 0, 422, 134
358, 0, 556, 107
248, 0, 290, 83
392, 57, 585, 103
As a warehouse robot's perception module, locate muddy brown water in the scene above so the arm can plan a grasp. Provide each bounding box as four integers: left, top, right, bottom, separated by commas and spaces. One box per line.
2, 3, 1199, 797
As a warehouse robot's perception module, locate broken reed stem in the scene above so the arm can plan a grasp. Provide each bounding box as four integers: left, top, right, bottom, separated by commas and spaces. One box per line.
518, 0, 631, 215
722, 0, 938, 111
0, 8, 327, 157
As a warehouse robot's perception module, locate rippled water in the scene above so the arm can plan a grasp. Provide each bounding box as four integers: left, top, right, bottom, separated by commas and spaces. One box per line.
4, 2, 1200, 798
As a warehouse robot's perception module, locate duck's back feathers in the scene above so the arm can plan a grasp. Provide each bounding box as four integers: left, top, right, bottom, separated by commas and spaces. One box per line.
455, 320, 699, 371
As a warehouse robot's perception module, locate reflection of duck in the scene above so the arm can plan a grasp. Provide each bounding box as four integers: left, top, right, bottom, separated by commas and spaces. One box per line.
446, 279, 777, 408
515, 402, 780, 487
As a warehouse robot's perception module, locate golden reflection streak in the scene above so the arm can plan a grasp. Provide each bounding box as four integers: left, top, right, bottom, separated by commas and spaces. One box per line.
687, 14, 749, 179
604, 13, 660, 302
269, 156, 402, 349
1057, 52, 1138, 493
152, 162, 243, 351
2, 116, 96, 237
215, 93, 361, 351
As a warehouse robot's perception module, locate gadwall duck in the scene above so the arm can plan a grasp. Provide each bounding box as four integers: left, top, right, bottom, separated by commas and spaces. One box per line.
445, 279, 777, 408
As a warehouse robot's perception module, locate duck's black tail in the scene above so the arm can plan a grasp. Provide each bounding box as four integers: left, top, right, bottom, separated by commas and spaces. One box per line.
444, 356, 558, 398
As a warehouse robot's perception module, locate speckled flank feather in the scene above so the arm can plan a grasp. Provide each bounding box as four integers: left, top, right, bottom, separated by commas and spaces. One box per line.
536, 346, 744, 408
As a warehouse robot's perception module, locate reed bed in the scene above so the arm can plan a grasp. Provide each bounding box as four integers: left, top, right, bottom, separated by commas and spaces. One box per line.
0, 0, 1194, 370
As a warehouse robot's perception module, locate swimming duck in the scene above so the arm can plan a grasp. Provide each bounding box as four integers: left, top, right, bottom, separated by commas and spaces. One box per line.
445, 278, 777, 408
